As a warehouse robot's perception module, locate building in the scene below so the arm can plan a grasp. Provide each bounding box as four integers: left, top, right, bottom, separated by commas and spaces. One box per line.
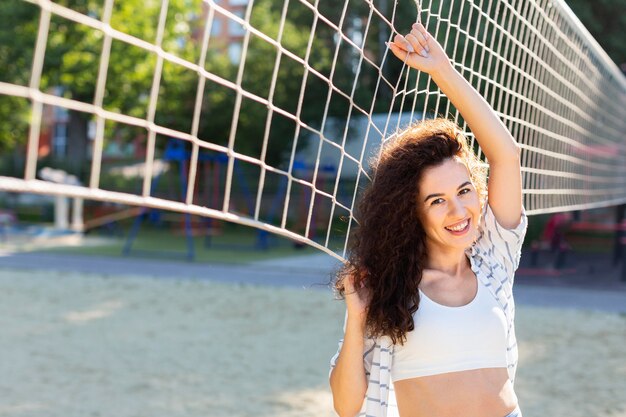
202, 0, 249, 64
296, 112, 425, 179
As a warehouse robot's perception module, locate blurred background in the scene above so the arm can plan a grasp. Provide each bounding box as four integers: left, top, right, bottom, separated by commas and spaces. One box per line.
0, 0, 625, 416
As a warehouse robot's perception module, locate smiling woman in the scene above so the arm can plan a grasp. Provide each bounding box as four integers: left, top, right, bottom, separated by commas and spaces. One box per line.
330, 116, 528, 417
329, 22, 528, 417
418, 154, 482, 253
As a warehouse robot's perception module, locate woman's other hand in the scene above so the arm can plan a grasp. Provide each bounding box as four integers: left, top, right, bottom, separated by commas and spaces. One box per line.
387, 22, 451, 75
343, 273, 370, 329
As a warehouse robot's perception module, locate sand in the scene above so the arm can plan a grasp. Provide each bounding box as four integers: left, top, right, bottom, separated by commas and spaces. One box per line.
0, 268, 624, 417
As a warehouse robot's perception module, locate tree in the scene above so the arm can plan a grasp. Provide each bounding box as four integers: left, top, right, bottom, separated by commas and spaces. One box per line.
565, 0, 625, 66
0, 0, 202, 175
0, 0, 39, 155
1, 0, 622, 171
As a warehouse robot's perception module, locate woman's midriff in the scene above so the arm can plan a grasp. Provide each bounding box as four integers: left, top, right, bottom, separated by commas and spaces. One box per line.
393, 367, 518, 417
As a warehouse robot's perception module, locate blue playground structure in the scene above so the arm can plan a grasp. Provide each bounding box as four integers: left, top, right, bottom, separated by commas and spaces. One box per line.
122, 138, 336, 261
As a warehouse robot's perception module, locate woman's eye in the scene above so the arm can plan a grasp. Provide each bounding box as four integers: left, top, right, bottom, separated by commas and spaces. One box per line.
431, 198, 444, 205
459, 188, 471, 195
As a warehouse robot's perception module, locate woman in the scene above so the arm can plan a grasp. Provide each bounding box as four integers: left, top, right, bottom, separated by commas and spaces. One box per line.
329, 22, 527, 417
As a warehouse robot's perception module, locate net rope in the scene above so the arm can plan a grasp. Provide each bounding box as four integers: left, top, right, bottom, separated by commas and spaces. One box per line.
0, 0, 625, 261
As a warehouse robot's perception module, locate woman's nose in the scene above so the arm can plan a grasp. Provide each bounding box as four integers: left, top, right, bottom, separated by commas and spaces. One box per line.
448, 198, 465, 217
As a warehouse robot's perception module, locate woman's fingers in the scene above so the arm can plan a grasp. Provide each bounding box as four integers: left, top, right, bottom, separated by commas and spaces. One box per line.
393, 33, 413, 52
410, 25, 430, 53
387, 23, 449, 74
343, 274, 356, 294
413, 21, 430, 39
386, 23, 437, 66
406, 33, 429, 58
344, 273, 365, 294
389, 32, 428, 61
387, 41, 409, 61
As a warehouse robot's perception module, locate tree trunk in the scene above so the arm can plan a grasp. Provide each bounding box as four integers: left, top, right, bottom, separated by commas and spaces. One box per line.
66, 110, 89, 177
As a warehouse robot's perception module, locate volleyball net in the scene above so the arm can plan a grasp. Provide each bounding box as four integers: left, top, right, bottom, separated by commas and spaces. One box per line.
0, 0, 625, 260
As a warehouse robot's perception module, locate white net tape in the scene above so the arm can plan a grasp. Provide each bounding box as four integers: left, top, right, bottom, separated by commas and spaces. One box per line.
0, 0, 625, 261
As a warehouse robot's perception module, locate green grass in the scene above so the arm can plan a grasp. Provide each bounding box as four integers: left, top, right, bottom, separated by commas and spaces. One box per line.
47, 223, 340, 264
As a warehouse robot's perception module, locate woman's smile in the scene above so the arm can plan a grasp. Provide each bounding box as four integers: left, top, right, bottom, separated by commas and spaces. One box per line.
444, 218, 470, 235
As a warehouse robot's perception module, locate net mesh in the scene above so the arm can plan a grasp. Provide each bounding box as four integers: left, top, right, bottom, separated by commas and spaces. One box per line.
0, 0, 625, 261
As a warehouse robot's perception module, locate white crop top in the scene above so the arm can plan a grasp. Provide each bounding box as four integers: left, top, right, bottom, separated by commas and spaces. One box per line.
391, 274, 508, 382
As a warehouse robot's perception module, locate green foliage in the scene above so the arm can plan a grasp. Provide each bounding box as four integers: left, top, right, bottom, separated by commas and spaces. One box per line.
565, 0, 625, 65
0, 0, 39, 153
0, 0, 417, 164
2, 0, 619, 170
0, 0, 202, 158
0, 96, 30, 153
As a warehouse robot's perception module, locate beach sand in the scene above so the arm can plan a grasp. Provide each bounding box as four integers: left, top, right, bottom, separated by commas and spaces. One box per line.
0, 268, 624, 417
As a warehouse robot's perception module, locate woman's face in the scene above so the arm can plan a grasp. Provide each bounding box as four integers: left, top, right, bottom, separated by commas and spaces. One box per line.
417, 157, 481, 251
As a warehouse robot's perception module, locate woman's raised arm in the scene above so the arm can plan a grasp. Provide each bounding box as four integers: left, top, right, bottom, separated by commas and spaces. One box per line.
388, 23, 523, 229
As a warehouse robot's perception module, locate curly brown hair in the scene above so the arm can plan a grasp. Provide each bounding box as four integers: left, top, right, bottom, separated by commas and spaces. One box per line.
334, 118, 487, 345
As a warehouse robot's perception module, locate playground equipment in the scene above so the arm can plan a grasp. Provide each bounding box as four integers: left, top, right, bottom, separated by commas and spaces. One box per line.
287, 160, 338, 246
120, 139, 345, 259
83, 206, 143, 233
122, 139, 271, 260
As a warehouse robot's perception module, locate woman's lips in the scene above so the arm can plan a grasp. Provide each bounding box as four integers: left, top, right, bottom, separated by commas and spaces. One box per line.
444, 219, 470, 235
